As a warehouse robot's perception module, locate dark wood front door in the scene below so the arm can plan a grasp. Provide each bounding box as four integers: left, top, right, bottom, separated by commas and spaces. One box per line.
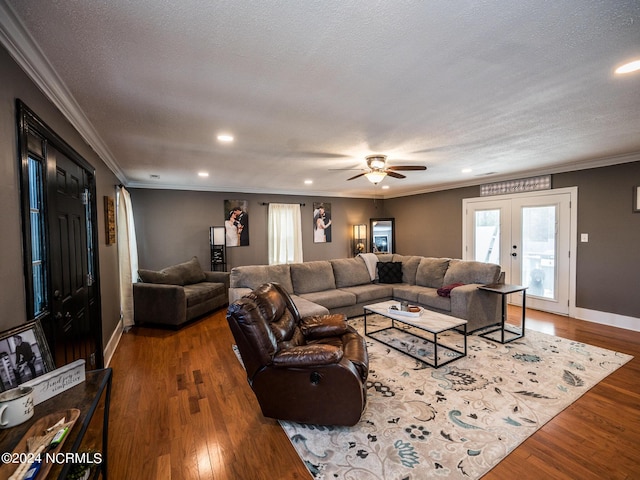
47, 147, 100, 367
18, 101, 103, 370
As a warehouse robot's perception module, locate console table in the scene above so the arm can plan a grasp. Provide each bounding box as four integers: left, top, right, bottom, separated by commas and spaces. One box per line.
478, 283, 527, 343
0, 368, 112, 479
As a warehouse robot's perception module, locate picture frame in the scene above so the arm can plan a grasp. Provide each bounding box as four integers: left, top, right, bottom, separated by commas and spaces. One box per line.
104, 195, 116, 244
634, 186, 640, 213
224, 200, 250, 247
374, 235, 389, 253
313, 202, 332, 243
0, 320, 54, 392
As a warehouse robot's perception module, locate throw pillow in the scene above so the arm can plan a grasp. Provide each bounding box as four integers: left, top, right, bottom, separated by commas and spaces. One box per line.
437, 282, 465, 297
377, 262, 403, 284
138, 269, 183, 285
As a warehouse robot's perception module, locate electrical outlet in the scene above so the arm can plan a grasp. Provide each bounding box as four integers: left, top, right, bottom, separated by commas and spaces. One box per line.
581, 233, 589, 242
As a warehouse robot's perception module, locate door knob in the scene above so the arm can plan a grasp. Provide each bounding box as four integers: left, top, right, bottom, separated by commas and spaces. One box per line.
54, 290, 62, 300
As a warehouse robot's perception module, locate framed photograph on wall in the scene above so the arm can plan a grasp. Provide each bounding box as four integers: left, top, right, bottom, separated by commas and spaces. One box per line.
224, 200, 249, 247
0, 320, 54, 392
313, 202, 332, 243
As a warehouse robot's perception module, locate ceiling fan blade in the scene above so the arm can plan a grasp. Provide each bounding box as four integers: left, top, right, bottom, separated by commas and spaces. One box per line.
347, 172, 366, 181
386, 171, 406, 179
387, 165, 427, 171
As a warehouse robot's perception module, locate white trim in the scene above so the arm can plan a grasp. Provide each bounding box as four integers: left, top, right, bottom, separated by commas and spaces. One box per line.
573, 308, 640, 333
103, 318, 124, 368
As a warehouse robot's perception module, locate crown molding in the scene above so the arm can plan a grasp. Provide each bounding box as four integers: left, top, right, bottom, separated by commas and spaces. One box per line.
0, 1, 127, 183
382, 150, 640, 199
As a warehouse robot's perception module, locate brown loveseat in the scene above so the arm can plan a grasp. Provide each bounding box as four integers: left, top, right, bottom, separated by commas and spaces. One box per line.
134, 256, 229, 327
226, 282, 369, 426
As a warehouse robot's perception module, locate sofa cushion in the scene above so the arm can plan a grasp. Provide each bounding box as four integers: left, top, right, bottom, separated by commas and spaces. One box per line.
377, 262, 403, 284
443, 259, 501, 285
299, 289, 356, 309
138, 269, 183, 286
331, 258, 371, 288
340, 284, 394, 304
417, 289, 452, 311
392, 255, 422, 285
416, 257, 450, 288
391, 284, 422, 303
291, 261, 336, 294
230, 264, 294, 293
290, 295, 330, 318
184, 282, 225, 307
163, 256, 207, 285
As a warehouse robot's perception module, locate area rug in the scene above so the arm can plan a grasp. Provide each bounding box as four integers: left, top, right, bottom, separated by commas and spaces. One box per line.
278, 316, 633, 480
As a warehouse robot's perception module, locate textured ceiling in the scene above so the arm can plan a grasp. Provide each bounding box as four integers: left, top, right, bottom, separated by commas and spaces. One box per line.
2, 0, 640, 198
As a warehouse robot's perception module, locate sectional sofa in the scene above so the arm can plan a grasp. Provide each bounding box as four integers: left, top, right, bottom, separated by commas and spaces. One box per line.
229, 254, 503, 333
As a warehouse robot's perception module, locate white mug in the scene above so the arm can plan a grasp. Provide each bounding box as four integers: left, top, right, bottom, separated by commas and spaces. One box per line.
0, 386, 34, 428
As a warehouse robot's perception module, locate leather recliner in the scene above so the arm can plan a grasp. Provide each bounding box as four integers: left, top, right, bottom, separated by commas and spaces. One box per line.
226, 282, 369, 426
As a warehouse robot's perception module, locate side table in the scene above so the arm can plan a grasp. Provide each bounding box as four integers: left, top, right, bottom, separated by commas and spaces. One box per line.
478, 283, 527, 343
0, 368, 112, 479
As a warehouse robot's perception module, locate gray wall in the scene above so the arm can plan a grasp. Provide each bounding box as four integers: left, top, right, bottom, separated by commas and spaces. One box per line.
130, 189, 384, 270
384, 186, 479, 258
0, 46, 122, 346
385, 161, 640, 318
554, 161, 640, 317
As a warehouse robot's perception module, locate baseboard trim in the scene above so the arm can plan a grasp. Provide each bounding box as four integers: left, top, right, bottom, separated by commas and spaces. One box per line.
103, 319, 124, 367
574, 307, 639, 333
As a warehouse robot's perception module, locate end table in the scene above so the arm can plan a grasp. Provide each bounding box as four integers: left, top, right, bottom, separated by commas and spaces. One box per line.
478, 283, 527, 343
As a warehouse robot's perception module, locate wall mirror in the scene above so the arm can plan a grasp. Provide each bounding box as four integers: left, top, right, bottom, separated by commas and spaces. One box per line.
370, 218, 395, 254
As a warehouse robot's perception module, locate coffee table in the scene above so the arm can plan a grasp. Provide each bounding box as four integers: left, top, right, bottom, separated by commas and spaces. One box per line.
364, 300, 467, 368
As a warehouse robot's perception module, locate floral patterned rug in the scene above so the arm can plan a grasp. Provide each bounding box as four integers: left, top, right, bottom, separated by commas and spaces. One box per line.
279, 316, 632, 480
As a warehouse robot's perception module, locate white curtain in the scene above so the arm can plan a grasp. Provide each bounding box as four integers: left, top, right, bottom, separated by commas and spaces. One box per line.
268, 203, 303, 265
116, 186, 139, 330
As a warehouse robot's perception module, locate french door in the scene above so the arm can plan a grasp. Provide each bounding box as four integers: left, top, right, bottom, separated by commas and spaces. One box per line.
463, 189, 575, 315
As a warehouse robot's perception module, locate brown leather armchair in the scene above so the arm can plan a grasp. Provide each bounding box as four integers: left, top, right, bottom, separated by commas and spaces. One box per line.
226, 282, 369, 426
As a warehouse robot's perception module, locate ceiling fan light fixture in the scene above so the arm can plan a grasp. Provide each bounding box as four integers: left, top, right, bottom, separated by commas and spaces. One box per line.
366, 155, 387, 169
365, 170, 387, 184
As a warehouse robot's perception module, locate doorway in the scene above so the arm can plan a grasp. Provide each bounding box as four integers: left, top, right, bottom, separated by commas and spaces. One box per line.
17, 101, 103, 369
463, 188, 576, 315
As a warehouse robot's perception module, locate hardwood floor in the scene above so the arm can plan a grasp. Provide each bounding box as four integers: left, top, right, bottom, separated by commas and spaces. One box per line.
108, 307, 640, 479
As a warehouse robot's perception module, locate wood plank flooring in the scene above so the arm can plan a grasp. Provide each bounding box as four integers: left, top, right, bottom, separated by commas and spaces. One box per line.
107, 307, 640, 479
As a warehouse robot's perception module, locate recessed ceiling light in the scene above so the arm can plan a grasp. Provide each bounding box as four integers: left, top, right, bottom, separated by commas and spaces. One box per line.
381, 185, 390, 190
217, 134, 234, 142
198, 172, 209, 177
615, 59, 640, 74
304, 179, 313, 185
462, 168, 473, 173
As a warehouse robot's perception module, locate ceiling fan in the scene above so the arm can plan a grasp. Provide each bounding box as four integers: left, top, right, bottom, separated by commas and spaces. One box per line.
347, 155, 427, 184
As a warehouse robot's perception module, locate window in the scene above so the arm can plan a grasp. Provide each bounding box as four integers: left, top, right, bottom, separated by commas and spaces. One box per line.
268, 203, 303, 265
28, 155, 48, 317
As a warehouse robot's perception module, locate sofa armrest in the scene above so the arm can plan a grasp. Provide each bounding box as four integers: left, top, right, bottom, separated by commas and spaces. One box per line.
204, 271, 230, 289
450, 284, 501, 326
272, 344, 344, 367
133, 282, 187, 326
300, 313, 349, 339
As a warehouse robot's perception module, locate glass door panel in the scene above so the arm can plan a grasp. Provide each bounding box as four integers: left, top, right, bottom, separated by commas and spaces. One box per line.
520, 205, 556, 300
474, 209, 502, 264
